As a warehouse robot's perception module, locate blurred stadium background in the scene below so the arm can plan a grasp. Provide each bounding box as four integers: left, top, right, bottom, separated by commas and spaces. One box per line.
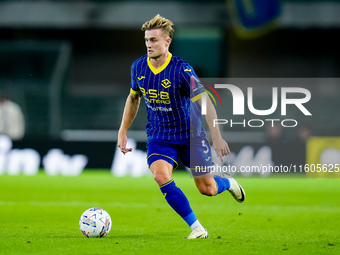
0, 0, 340, 172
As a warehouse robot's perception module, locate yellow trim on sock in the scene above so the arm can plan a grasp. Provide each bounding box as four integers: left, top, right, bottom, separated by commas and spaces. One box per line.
159, 179, 174, 188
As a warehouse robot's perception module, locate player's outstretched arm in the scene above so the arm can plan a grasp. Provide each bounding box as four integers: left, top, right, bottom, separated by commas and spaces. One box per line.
117, 92, 141, 154
199, 96, 230, 163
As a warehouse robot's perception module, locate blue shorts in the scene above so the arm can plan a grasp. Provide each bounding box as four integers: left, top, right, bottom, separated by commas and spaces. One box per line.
147, 135, 213, 176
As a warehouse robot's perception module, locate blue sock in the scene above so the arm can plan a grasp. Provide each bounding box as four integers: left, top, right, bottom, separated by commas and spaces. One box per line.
214, 176, 231, 195
160, 179, 197, 227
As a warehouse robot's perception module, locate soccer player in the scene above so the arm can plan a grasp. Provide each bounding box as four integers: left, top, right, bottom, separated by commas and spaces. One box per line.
117, 14, 245, 239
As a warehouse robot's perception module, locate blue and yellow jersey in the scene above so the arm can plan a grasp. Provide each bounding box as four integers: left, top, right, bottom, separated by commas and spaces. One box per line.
130, 53, 205, 141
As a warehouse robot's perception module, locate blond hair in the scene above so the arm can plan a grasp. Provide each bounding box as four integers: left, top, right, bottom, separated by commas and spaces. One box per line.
141, 14, 174, 38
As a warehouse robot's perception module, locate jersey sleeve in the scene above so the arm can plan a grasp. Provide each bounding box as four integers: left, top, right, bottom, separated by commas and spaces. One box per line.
130, 62, 142, 95
180, 63, 206, 102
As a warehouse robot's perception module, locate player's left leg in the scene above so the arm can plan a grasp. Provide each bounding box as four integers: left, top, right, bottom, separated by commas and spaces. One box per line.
192, 172, 218, 196
193, 173, 246, 202
182, 136, 245, 202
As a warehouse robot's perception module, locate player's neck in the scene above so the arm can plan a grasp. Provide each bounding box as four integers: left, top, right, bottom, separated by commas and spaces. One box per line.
149, 52, 169, 69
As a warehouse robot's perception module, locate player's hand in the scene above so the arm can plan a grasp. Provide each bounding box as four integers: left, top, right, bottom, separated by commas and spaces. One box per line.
213, 138, 230, 163
117, 131, 132, 155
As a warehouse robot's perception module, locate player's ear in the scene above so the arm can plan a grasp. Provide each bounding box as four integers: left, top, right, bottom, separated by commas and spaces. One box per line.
165, 36, 172, 47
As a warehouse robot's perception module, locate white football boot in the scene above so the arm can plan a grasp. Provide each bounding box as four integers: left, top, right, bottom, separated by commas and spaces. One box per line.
185, 227, 209, 239
225, 174, 246, 203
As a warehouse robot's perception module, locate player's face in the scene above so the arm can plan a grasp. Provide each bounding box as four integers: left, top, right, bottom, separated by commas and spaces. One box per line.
144, 29, 171, 59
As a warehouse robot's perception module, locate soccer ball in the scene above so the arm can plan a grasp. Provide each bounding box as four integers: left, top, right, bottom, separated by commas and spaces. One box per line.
79, 207, 112, 238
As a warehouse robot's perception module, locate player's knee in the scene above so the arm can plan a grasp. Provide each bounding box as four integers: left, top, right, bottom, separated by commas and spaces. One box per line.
153, 172, 171, 186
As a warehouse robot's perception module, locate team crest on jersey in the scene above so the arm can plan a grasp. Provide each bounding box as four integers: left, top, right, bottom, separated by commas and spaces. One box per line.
161, 79, 171, 88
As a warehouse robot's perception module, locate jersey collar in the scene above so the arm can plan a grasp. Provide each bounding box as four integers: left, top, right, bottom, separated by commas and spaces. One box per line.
147, 52, 172, 75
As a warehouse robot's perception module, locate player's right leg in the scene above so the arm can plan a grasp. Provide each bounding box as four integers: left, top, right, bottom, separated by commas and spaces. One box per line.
149, 159, 208, 239
147, 140, 208, 239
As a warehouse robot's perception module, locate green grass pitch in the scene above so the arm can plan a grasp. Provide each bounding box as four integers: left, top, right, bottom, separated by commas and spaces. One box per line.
0, 171, 339, 255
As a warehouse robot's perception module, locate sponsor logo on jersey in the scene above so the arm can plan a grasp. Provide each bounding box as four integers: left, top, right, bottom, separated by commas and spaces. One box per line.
161, 79, 171, 89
